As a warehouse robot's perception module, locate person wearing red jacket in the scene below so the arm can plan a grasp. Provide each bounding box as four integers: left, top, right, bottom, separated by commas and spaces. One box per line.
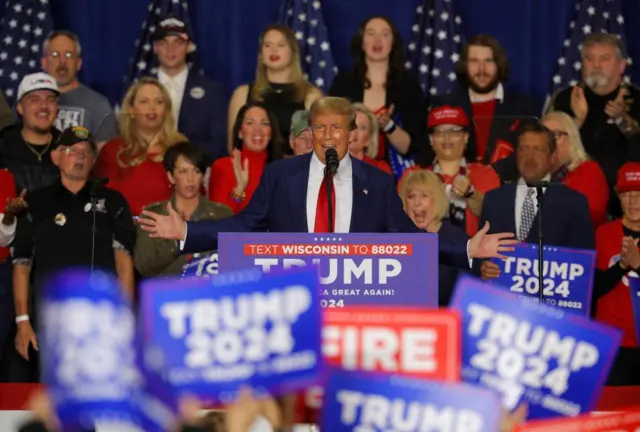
594, 162, 640, 409
208, 102, 285, 214
544, 111, 609, 229
399, 105, 501, 236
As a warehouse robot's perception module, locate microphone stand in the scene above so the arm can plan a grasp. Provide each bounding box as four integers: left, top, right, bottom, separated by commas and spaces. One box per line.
89, 184, 99, 277
535, 185, 544, 303
324, 168, 334, 233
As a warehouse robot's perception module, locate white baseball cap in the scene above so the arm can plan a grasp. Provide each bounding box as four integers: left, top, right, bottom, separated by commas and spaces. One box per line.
17, 72, 60, 101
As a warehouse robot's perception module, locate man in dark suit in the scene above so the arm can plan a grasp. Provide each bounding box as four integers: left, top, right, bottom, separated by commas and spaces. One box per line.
152, 17, 227, 165
139, 97, 517, 269
429, 35, 540, 182
478, 123, 595, 278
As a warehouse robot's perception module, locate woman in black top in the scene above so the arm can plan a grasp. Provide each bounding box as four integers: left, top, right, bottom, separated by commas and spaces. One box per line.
227, 24, 322, 156
328, 16, 427, 180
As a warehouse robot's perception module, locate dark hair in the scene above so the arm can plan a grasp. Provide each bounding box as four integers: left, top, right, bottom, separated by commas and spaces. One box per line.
232, 102, 285, 163
349, 16, 406, 90
517, 123, 557, 153
163, 141, 208, 173
456, 34, 510, 84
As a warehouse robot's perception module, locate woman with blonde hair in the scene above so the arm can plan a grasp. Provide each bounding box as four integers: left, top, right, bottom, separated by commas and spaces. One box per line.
94, 77, 188, 216
350, 103, 392, 174
226, 24, 322, 156
543, 111, 609, 228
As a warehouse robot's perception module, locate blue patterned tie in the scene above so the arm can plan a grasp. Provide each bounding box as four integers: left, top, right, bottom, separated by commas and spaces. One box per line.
519, 188, 536, 241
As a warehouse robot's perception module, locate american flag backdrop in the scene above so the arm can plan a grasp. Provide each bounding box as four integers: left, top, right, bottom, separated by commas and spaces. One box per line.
122, 0, 195, 93
549, 0, 633, 97
278, 0, 337, 91
406, 0, 464, 103
0, 0, 53, 106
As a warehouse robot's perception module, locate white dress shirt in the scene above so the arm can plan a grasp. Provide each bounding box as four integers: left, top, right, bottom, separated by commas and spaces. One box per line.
514, 174, 551, 235
469, 82, 505, 103
158, 67, 189, 125
306, 152, 353, 233
0, 215, 16, 247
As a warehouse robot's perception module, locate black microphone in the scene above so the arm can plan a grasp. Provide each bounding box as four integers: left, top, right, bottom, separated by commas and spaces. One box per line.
325, 148, 339, 176
323, 148, 338, 233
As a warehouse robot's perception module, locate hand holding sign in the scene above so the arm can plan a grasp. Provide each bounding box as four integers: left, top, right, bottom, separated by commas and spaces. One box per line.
481, 260, 501, 280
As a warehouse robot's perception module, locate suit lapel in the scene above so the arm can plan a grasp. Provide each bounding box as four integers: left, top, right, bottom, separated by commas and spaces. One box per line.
178, 70, 196, 128
289, 153, 312, 232
503, 183, 517, 235
349, 159, 370, 232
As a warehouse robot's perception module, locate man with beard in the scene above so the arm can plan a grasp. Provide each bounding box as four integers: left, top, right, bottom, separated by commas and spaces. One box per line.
546, 33, 640, 218
42, 30, 118, 152
0, 73, 62, 193
430, 35, 540, 181
4, 126, 135, 382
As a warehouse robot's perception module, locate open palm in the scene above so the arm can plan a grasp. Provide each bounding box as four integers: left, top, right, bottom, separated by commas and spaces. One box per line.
139, 202, 186, 240
469, 222, 517, 259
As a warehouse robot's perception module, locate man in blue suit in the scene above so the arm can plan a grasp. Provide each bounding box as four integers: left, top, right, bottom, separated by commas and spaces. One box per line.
139, 97, 517, 269
152, 17, 227, 164
479, 123, 595, 278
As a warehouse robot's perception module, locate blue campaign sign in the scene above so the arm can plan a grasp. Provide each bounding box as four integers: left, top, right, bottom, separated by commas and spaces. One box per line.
38, 269, 145, 431
139, 266, 323, 404
451, 275, 622, 420
490, 243, 596, 316
181, 252, 218, 278
218, 232, 439, 308
321, 368, 502, 431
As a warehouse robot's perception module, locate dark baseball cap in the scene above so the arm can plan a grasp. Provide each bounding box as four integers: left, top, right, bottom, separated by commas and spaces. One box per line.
153, 17, 191, 41
56, 126, 96, 152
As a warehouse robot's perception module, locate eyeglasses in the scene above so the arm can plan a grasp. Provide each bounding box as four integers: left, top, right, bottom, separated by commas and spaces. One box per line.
47, 51, 79, 60
431, 127, 466, 140
62, 147, 94, 158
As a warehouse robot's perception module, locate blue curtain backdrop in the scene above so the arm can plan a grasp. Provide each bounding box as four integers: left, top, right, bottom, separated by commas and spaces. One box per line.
12, 0, 640, 106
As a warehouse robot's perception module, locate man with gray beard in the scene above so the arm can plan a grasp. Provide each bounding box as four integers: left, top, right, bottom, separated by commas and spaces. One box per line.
546, 33, 640, 217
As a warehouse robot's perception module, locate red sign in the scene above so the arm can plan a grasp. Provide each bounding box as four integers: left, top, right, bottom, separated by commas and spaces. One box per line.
295, 307, 461, 423
516, 408, 640, 432
322, 307, 461, 380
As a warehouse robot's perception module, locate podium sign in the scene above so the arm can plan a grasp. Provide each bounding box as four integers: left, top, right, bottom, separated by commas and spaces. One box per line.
219, 233, 438, 307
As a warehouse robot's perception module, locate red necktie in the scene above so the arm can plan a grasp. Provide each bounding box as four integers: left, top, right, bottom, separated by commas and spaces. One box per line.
314, 174, 336, 233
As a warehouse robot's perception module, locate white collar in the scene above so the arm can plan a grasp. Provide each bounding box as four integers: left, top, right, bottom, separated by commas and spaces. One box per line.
158, 66, 189, 86
469, 82, 505, 103
517, 173, 551, 187
310, 150, 352, 179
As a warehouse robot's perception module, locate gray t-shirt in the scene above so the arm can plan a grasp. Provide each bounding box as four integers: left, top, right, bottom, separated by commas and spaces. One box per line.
54, 84, 118, 143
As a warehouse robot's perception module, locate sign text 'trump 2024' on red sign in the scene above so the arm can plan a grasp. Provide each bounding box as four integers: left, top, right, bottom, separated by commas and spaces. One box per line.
218, 233, 439, 308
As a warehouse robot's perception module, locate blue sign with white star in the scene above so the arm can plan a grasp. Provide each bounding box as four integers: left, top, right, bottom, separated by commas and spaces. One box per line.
218, 233, 439, 308
490, 243, 596, 316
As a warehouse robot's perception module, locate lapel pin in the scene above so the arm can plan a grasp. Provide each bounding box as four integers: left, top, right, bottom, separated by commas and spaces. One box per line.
363, 189, 368, 195
54, 213, 66, 226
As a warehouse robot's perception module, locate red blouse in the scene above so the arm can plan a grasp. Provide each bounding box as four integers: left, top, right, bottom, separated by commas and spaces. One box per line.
562, 160, 609, 229
595, 219, 638, 348
363, 155, 392, 175
0, 169, 16, 261
94, 138, 172, 216
208, 147, 268, 214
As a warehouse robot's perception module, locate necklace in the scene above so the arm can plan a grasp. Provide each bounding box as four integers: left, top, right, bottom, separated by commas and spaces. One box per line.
23, 134, 52, 162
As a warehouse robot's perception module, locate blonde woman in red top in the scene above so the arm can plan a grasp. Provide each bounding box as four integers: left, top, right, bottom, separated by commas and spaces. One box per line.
543, 111, 609, 229
399, 105, 500, 236
94, 77, 187, 215
208, 102, 284, 214
350, 103, 392, 174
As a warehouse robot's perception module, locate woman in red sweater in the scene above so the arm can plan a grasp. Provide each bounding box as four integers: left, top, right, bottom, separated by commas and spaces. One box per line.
349, 103, 392, 175
94, 78, 187, 216
594, 162, 640, 409
398, 106, 500, 236
543, 111, 609, 229
208, 102, 284, 213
